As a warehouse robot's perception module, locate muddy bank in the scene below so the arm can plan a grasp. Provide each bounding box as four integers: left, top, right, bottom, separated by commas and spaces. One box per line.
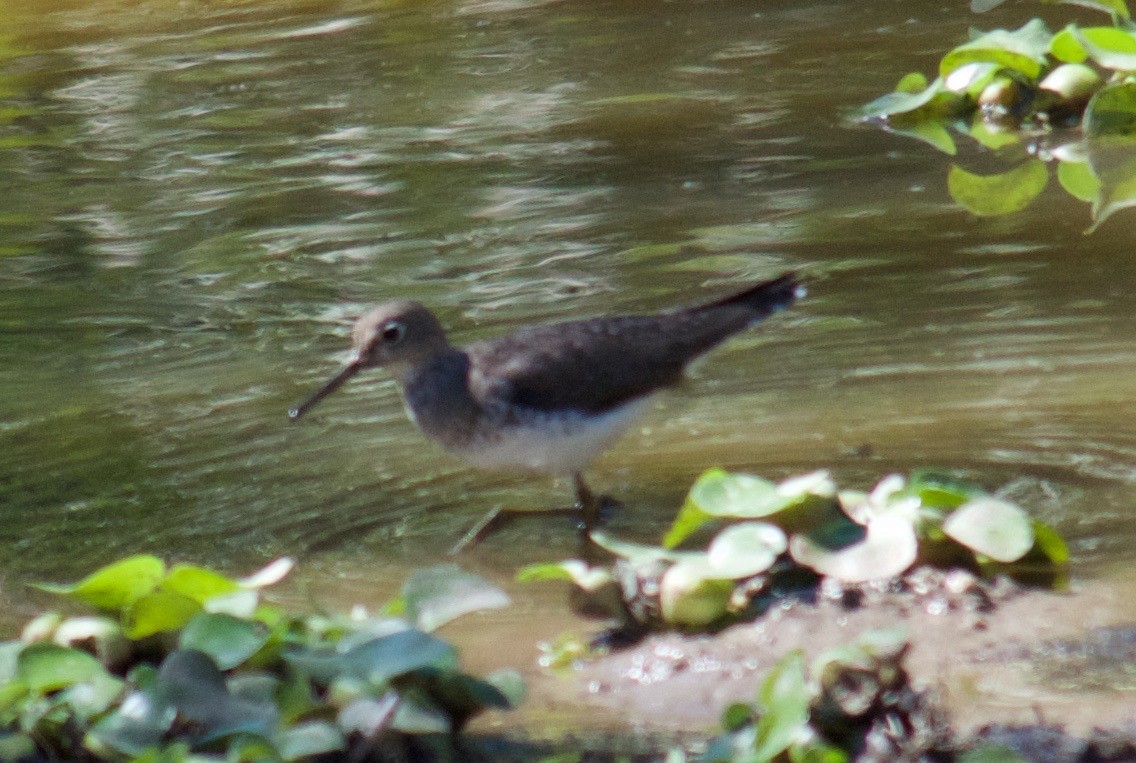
456, 565, 1136, 756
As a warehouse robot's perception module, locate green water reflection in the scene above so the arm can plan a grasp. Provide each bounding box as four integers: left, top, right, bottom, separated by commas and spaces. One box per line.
3, 0, 1136, 691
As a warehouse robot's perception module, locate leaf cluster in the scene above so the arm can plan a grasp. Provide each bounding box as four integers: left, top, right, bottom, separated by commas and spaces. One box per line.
856, 2, 1136, 228
520, 470, 1067, 632
703, 629, 946, 763
0, 558, 520, 761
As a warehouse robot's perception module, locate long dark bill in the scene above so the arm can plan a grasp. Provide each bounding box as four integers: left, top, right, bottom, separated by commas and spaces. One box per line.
288, 361, 362, 420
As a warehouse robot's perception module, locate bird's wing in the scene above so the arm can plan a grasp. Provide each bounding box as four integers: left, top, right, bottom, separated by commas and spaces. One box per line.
465, 312, 734, 414
465, 273, 802, 414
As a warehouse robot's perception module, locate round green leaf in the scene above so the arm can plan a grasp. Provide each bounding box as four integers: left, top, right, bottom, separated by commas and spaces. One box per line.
790, 514, 919, 583
1051, 26, 1090, 63
942, 497, 1034, 562
122, 591, 202, 639
17, 643, 105, 693
178, 613, 269, 670
1058, 160, 1101, 202
690, 469, 798, 518
659, 560, 734, 627
940, 19, 1053, 80
896, 71, 929, 94
1072, 25, 1136, 71
33, 555, 165, 611
161, 565, 239, 604
706, 522, 788, 579
948, 160, 1049, 217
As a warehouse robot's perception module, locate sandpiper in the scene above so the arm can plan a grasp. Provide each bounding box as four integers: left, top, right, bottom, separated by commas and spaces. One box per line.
290, 272, 804, 549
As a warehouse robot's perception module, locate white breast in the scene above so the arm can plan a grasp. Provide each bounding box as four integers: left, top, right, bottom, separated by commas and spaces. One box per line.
448, 396, 655, 476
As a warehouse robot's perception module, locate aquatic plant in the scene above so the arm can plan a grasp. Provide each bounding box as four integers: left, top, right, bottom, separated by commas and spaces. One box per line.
856, 1, 1136, 229
520, 470, 1067, 631
703, 629, 946, 762
0, 558, 520, 761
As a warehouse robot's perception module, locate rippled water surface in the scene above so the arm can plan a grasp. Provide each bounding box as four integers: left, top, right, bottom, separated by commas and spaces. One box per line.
3, 0, 1136, 722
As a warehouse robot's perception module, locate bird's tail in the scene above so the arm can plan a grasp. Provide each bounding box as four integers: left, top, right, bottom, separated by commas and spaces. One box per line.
698, 272, 805, 323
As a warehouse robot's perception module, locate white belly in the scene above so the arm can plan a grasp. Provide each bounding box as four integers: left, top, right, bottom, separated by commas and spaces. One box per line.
449, 397, 654, 476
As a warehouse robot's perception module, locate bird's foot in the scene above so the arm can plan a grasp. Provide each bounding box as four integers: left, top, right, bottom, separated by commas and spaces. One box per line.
573, 493, 621, 532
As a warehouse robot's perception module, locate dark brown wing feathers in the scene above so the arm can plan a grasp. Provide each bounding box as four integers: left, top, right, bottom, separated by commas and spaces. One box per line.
465, 273, 801, 414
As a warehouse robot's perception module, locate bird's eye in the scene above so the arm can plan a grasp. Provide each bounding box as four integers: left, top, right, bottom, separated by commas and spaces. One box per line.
381, 322, 405, 343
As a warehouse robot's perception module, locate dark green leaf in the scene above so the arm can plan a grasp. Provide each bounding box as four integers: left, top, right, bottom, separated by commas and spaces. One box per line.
886, 119, 958, 155
153, 650, 277, 743
178, 613, 269, 670
338, 693, 400, 735
401, 564, 509, 632
85, 690, 173, 757
342, 629, 458, 686
0, 734, 34, 761
16, 643, 105, 694
721, 701, 753, 731
660, 561, 734, 627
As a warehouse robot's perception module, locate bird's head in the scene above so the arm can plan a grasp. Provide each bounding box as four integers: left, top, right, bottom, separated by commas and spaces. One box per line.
289, 301, 449, 420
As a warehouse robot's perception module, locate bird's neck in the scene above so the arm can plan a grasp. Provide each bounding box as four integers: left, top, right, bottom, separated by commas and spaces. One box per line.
400, 348, 483, 448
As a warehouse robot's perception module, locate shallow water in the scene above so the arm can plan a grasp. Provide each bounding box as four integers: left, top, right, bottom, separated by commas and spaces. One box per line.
2, 0, 1136, 730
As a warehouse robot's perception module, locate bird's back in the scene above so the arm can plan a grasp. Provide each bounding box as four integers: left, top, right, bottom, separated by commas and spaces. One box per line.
465, 273, 801, 414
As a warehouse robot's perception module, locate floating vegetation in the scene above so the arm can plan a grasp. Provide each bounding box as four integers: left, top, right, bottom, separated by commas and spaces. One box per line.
520, 470, 1067, 632
855, 1, 1136, 229
0, 557, 521, 761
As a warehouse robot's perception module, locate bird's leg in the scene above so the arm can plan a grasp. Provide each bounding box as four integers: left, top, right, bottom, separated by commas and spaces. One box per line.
573, 473, 621, 530
450, 476, 610, 554
449, 505, 507, 555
